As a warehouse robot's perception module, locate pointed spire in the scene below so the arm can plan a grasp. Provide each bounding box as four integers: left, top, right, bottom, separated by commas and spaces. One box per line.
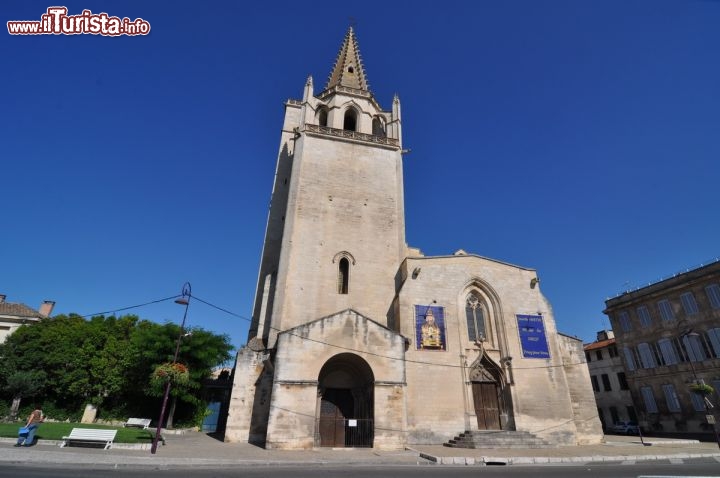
303, 75, 314, 102
325, 27, 369, 92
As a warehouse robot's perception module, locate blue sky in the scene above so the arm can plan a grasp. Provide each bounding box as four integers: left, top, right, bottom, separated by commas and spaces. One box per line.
4, 1, 719, 356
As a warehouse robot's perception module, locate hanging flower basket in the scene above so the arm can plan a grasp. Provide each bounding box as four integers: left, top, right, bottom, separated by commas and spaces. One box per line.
152, 362, 190, 385
689, 383, 714, 396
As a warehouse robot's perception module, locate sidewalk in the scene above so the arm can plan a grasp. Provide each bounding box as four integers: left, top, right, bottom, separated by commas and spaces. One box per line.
1, 432, 719, 468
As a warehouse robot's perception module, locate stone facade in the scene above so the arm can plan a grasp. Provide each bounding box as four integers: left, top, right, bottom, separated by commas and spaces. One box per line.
395, 253, 601, 445
604, 260, 720, 437
225, 27, 603, 449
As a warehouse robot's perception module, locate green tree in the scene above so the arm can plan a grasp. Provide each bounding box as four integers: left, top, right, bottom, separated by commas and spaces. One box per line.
3, 370, 46, 420
132, 322, 233, 428
0, 326, 52, 419
0, 313, 233, 425
1, 314, 138, 417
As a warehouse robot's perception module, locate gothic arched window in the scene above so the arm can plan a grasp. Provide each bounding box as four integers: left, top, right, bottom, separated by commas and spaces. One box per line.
338, 257, 349, 294
372, 116, 385, 137
343, 109, 357, 131
317, 107, 328, 127
466, 293, 486, 342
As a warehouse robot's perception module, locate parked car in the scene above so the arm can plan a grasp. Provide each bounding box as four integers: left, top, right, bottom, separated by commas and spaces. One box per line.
610, 421, 639, 434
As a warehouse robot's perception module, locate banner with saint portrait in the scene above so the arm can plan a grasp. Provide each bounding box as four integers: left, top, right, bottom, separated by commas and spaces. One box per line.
415, 305, 446, 350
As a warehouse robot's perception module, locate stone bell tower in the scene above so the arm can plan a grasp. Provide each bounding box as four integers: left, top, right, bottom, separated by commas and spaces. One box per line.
226, 28, 410, 448
247, 26, 406, 349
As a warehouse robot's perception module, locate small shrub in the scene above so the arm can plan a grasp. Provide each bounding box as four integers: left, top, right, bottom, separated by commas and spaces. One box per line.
40, 402, 82, 422
690, 383, 714, 396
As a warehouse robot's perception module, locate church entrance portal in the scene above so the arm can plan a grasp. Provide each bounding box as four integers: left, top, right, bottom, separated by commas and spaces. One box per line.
317, 353, 374, 447
471, 382, 501, 430
469, 355, 506, 431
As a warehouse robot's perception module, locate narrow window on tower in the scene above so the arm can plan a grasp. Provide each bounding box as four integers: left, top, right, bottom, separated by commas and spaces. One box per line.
338, 258, 349, 294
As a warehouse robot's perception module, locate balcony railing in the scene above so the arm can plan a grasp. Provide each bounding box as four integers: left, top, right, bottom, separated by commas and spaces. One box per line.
318, 85, 372, 100
303, 123, 399, 148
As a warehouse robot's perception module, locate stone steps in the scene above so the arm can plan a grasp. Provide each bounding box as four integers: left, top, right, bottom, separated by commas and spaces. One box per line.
444, 430, 555, 449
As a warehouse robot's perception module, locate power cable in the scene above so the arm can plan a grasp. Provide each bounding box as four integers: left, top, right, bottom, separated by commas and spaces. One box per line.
77, 294, 180, 319
192, 294, 595, 371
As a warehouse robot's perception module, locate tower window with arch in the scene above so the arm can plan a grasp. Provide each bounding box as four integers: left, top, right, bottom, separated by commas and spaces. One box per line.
338, 257, 350, 294
317, 107, 328, 127
466, 292, 487, 342
343, 108, 357, 131
372, 116, 386, 137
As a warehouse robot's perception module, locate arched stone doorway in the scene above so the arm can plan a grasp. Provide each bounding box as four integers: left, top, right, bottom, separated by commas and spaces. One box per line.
469, 355, 509, 430
317, 353, 374, 447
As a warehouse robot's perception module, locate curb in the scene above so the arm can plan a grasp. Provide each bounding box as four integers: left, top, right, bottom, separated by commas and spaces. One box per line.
415, 451, 720, 466
0, 437, 147, 450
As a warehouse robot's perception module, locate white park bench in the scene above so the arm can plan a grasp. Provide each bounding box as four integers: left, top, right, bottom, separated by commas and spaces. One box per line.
124, 417, 151, 429
60, 428, 117, 450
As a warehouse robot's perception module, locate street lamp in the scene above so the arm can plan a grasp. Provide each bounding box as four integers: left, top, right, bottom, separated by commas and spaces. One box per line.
150, 282, 192, 455
680, 329, 720, 450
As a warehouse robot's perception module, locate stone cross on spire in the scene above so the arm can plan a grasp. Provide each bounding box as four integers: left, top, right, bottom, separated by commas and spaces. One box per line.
325, 26, 369, 92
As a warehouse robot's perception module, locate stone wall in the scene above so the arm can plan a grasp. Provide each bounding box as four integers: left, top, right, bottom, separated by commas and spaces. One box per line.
558, 334, 605, 444
224, 347, 267, 443
264, 310, 407, 449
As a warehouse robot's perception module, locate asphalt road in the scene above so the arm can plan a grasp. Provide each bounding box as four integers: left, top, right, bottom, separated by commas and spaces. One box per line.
2, 461, 720, 478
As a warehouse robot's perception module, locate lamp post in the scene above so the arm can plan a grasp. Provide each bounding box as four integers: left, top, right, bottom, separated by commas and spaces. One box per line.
680, 329, 720, 449
150, 282, 191, 455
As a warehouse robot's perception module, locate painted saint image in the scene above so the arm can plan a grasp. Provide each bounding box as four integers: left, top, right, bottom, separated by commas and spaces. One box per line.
415, 305, 446, 350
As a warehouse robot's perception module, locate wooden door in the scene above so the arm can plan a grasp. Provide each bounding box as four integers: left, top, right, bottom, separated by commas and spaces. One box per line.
472, 382, 501, 430
319, 389, 353, 447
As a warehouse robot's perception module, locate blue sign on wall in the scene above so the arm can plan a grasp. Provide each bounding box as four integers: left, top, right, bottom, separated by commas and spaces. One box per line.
517, 314, 550, 359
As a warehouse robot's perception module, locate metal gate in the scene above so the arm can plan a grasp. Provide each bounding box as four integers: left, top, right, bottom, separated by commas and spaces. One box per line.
318, 388, 373, 447
317, 418, 374, 447
201, 401, 221, 433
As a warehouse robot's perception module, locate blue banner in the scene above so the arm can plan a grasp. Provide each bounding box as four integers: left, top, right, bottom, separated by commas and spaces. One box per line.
517, 314, 550, 359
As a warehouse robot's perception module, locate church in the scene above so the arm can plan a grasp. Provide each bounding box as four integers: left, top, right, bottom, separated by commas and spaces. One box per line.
224, 27, 603, 450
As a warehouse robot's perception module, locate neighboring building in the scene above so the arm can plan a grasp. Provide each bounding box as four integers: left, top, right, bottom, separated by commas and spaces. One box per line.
0, 294, 55, 342
584, 329, 636, 431
225, 27, 603, 450
604, 259, 720, 436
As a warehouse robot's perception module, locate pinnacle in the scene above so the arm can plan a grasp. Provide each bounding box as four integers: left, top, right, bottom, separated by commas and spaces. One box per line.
325, 27, 369, 92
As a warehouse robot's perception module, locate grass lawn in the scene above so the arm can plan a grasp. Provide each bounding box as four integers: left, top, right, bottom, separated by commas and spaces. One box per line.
0, 422, 155, 443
